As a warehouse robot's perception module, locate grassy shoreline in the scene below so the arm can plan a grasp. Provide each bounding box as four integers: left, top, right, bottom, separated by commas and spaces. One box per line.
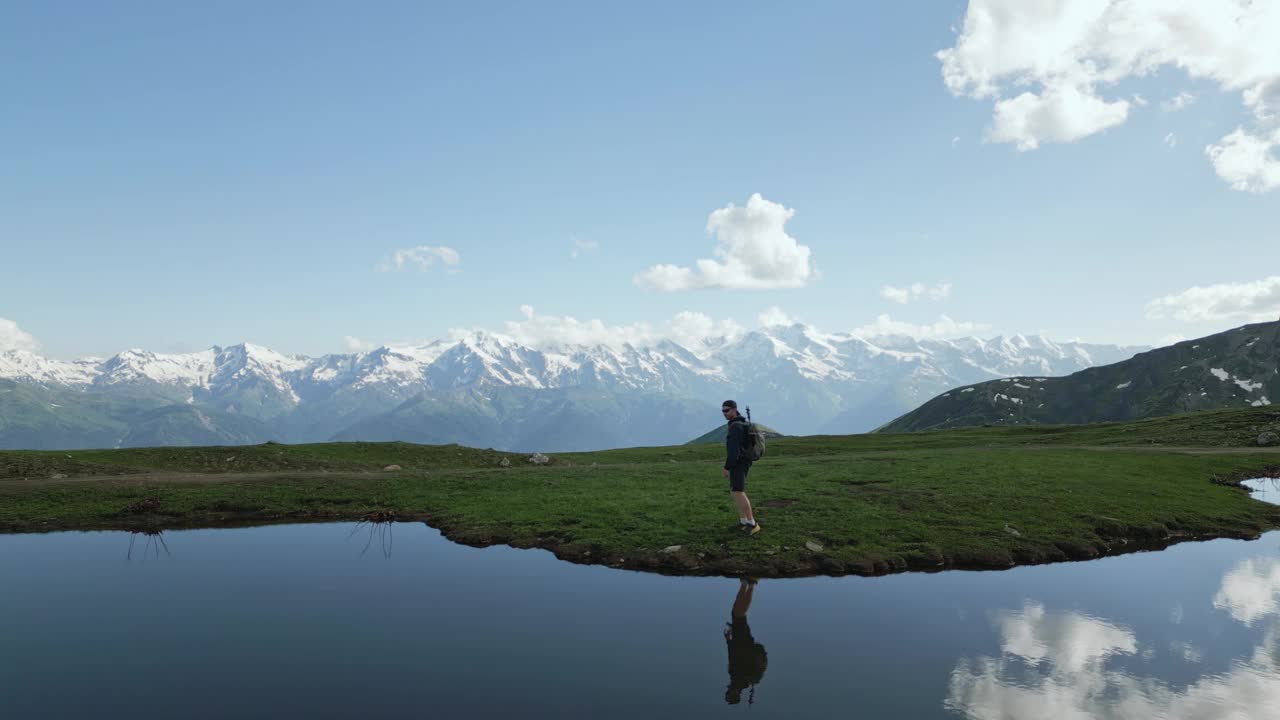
3, 408, 1280, 578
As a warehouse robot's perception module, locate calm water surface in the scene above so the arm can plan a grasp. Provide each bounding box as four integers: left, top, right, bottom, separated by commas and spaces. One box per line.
2, 480, 1278, 719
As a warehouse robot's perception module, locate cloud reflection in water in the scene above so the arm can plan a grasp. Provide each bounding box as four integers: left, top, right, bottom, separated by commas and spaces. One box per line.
947, 555, 1280, 720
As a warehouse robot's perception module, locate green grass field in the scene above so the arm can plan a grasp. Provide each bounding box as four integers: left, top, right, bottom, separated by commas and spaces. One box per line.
2, 406, 1278, 577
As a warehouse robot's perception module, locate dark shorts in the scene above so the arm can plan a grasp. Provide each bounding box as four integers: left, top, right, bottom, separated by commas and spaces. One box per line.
729, 463, 751, 492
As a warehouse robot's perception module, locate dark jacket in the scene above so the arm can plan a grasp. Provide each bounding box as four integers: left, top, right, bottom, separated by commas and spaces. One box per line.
725, 416, 750, 470
726, 618, 767, 694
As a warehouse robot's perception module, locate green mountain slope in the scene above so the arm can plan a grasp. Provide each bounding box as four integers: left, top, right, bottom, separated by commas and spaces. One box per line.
0, 380, 129, 450
331, 386, 712, 452
0, 379, 275, 450
118, 405, 272, 448
881, 320, 1279, 433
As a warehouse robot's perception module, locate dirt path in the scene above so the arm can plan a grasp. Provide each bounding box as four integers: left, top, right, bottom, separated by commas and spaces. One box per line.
0, 470, 397, 488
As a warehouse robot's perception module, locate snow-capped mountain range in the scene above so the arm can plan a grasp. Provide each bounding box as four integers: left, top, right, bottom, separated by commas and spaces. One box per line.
0, 326, 1146, 451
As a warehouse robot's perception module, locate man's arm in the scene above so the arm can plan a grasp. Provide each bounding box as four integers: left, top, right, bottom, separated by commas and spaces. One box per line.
725, 423, 742, 470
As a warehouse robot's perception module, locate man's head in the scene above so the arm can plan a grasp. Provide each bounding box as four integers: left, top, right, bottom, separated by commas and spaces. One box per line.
721, 400, 739, 419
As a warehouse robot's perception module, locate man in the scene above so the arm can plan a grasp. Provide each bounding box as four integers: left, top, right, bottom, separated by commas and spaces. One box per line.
721, 400, 760, 534
724, 578, 767, 705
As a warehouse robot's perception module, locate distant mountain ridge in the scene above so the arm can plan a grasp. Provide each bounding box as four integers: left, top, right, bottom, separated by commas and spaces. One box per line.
880, 320, 1278, 433
0, 326, 1146, 451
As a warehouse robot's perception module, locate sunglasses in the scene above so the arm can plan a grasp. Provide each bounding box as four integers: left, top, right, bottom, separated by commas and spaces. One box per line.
721, 408, 733, 413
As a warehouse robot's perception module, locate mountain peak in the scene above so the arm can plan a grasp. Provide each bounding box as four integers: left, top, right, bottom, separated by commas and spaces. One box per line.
214, 342, 307, 371
0, 349, 102, 387
454, 330, 518, 351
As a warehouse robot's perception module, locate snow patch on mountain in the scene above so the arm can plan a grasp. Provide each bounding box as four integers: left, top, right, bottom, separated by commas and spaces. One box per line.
95, 349, 215, 388
1206, 367, 1265, 395
1235, 378, 1264, 393
0, 350, 100, 386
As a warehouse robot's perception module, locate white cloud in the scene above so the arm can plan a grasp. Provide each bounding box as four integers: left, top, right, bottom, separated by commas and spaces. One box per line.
505, 304, 651, 348
1133, 93, 1149, 107
937, 0, 1280, 191
634, 193, 814, 291
489, 306, 742, 351
852, 314, 991, 339
952, 135, 961, 147
377, 245, 461, 272
996, 602, 1137, 674
947, 600, 1280, 720
570, 238, 598, 259
668, 311, 744, 350
758, 306, 795, 327
1205, 127, 1280, 193
1145, 276, 1280, 322
1245, 78, 1280, 121
882, 282, 953, 304
989, 83, 1130, 151
1161, 91, 1198, 112
0, 317, 40, 352
343, 336, 376, 352
882, 287, 912, 304
1164, 132, 1178, 149
1214, 557, 1280, 626
926, 283, 952, 301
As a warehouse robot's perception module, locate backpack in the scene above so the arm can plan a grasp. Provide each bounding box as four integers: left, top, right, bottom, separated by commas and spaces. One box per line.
743, 407, 766, 461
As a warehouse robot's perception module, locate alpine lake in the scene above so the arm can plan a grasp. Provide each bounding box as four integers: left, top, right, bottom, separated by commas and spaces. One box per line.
2, 480, 1278, 719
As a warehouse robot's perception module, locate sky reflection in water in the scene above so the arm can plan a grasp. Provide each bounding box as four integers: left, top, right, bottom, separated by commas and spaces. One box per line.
0, 480, 1277, 718
947, 478, 1280, 720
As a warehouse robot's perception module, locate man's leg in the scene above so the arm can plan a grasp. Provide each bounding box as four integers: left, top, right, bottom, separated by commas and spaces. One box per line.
733, 463, 755, 526
731, 578, 754, 619
731, 491, 755, 525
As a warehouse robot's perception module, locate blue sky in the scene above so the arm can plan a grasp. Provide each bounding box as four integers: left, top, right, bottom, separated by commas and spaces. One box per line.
3, 1, 1278, 360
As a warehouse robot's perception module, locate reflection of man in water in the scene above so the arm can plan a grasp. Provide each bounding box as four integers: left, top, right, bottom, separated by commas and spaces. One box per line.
724, 578, 767, 705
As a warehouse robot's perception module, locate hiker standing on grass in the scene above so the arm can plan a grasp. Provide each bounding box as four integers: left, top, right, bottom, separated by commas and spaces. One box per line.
722, 400, 760, 534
